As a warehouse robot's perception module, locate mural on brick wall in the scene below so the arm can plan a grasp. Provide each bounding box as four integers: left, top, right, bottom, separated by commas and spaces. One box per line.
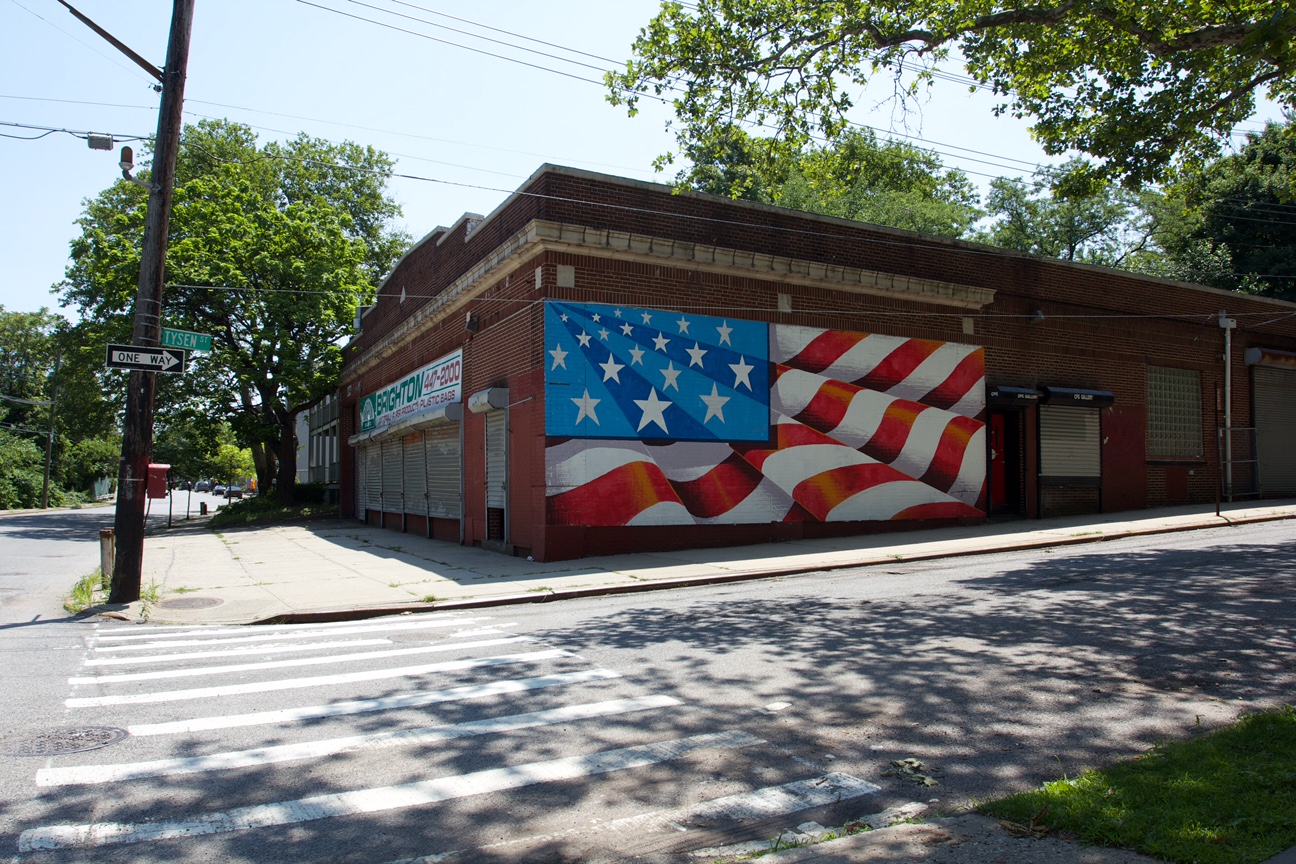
544, 300, 986, 525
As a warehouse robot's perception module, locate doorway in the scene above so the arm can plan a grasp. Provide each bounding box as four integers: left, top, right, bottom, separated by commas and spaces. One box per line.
988, 410, 1025, 516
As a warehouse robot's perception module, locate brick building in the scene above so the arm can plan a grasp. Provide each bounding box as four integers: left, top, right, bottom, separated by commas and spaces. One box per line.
338, 165, 1296, 561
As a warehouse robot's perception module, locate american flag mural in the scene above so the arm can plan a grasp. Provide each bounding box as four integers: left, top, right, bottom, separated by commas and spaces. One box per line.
545, 301, 986, 526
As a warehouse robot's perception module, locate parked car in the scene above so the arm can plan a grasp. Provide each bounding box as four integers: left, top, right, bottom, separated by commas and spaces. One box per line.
194, 481, 211, 492
225, 487, 244, 500
212, 485, 227, 497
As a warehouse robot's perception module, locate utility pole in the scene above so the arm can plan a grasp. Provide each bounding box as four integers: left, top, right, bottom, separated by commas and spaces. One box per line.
108, 0, 196, 604
40, 353, 61, 509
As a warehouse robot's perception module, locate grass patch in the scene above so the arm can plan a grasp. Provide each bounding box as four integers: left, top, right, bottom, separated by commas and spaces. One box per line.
978, 706, 1296, 864
208, 496, 339, 528
419, 594, 438, 603
64, 567, 107, 614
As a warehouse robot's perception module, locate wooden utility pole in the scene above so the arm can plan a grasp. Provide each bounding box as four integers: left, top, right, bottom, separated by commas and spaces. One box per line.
108, 0, 196, 604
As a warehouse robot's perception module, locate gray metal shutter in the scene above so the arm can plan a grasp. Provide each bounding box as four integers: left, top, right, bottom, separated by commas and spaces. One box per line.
1040, 405, 1101, 477
1255, 366, 1296, 495
356, 444, 367, 517
425, 423, 461, 518
485, 409, 507, 509
365, 445, 382, 511
403, 434, 427, 516
381, 438, 403, 512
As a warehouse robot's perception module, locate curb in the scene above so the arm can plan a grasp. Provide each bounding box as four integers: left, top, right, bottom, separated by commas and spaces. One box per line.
241, 509, 1296, 626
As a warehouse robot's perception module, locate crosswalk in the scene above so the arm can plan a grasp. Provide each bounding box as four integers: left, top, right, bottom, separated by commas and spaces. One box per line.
15, 612, 884, 861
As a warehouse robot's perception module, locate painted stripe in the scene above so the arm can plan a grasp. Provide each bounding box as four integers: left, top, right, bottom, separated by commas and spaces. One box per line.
84, 637, 397, 666
66, 649, 572, 707
127, 668, 621, 737
69, 635, 526, 685
37, 696, 683, 786
91, 617, 489, 647
18, 731, 762, 851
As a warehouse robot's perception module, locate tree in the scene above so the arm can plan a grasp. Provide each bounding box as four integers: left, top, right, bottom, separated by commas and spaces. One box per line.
60, 119, 409, 504
691, 127, 982, 238
0, 307, 59, 431
210, 443, 255, 487
1160, 119, 1296, 301
978, 161, 1162, 266
608, 0, 1296, 190
0, 424, 48, 510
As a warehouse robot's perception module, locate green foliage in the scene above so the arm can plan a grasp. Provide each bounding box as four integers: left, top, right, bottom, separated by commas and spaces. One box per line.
978, 160, 1163, 265
979, 706, 1296, 864
210, 443, 255, 484
207, 495, 338, 528
0, 427, 48, 510
60, 435, 120, 494
690, 127, 982, 238
1162, 120, 1296, 302
0, 307, 59, 431
59, 119, 410, 502
608, 0, 1296, 189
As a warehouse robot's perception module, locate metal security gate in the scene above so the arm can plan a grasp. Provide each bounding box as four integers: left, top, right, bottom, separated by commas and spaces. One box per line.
1255, 365, 1296, 495
424, 422, 462, 519
356, 443, 368, 519
1039, 404, 1102, 516
403, 434, 427, 519
484, 409, 507, 542
381, 438, 403, 514
364, 445, 382, 514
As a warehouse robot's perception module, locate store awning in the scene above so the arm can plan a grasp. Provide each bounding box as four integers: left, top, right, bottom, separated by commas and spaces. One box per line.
1041, 386, 1115, 408
988, 385, 1043, 406
348, 401, 464, 446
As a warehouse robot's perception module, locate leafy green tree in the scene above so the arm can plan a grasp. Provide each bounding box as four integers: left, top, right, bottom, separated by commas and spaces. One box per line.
211, 443, 255, 487
0, 307, 59, 431
691, 127, 982, 238
60, 435, 120, 495
608, 0, 1296, 189
978, 161, 1162, 266
60, 119, 409, 504
1160, 119, 1296, 301
0, 419, 52, 510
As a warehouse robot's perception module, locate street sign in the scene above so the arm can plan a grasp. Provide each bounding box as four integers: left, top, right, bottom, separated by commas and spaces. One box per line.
105, 344, 187, 374
161, 327, 212, 352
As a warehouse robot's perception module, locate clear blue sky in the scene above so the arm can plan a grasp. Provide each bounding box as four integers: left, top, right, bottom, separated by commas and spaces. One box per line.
0, 0, 1280, 317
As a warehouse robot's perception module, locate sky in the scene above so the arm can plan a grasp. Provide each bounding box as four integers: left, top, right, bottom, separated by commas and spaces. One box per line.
0, 0, 1283, 318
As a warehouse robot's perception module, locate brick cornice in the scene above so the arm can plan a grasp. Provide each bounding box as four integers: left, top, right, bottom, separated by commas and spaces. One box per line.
341, 219, 996, 384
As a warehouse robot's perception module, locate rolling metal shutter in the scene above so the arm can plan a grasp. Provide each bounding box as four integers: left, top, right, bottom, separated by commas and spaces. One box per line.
403, 434, 427, 516
381, 438, 403, 513
356, 443, 368, 517
485, 409, 507, 509
1255, 366, 1296, 495
424, 422, 461, 518
1039, 405, 1101, 478
364, 445, 382, 511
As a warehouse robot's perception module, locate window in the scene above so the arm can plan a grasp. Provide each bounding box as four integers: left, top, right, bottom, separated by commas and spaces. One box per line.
1147, 366, 1202, 457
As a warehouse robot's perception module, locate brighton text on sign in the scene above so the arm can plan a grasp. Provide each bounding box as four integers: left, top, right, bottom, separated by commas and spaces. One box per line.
360, 349, 463, 432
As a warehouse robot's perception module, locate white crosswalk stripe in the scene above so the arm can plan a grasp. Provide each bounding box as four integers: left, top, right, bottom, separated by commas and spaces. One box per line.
16, 611, 882, 860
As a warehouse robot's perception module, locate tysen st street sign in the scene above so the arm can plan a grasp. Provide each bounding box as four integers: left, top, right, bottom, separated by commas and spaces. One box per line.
105, 343, 187, 374
161, 327, 212, 352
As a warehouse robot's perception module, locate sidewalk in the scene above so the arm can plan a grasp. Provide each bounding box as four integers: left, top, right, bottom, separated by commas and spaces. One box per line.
107, 498, 1296, 626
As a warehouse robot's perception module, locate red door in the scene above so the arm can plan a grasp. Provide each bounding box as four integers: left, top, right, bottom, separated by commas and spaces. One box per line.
989, 412, 1007, 508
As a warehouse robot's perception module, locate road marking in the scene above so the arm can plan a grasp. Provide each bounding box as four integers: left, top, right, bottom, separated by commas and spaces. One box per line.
37, 695, 682, 786
126, 668, 621, 736
90, 616, 488, 644
459, 772, 882, 861
19, 731, 763, 851
69, 635, 526, 684
84, 637, 396, 665
65, 648, 573, 707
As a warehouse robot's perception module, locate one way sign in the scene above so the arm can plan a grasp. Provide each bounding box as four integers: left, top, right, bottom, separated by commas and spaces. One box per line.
105, 344, 187, 374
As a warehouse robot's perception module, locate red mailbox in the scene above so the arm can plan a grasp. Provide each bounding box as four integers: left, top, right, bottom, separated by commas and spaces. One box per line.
147, 463, 171, 499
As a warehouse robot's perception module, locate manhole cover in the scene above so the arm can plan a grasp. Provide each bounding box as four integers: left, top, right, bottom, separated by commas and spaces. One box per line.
157, 596, 223, 610
5, 727, 128, 757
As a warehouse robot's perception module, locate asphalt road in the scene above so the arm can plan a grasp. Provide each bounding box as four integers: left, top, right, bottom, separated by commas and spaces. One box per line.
0, 518, 1291, 864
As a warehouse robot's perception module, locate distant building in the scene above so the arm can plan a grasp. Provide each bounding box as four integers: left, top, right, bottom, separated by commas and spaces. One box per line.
337, 165, 1296, 561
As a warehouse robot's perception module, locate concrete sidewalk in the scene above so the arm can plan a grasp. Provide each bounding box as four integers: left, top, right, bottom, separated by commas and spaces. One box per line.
102, 498, 1296, 626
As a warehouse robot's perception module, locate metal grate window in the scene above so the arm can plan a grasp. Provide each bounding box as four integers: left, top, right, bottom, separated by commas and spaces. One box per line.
1147, 366, 1202, 457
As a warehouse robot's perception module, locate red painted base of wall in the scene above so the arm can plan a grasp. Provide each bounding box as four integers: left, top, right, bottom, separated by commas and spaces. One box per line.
360, 512, 462, 544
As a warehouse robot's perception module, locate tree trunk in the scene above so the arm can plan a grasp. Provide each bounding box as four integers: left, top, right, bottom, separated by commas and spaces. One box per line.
249, 440, 275, 495
277, 415, 298, 505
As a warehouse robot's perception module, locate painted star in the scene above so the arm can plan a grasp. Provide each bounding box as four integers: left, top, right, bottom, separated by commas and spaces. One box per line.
716, 320, 733, 346
548, 343, 568, 370
576, 331, 592, 348
591, 312, 602, 323
729, 355, 754, 390
700, 383, 730, 424
572, 389, 600, 425
560, 313, 569, 322
598, 327, 610, 341
685, 342, 708, 368
634, 387, 672, 433
640, 310, 652, 325
613, 309, 623, 318
599, 353, 625, 384
659, 361, 682, 392
628, 345, 645, 366
620, 322, 634, 336
676, 315, 691, 335
652, 332, 671, 352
